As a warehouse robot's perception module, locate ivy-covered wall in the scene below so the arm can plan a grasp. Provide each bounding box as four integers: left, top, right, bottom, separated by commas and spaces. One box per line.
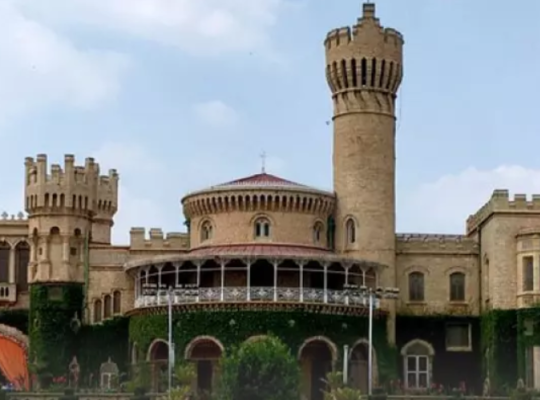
28, 283, 84, 377
396, 316, 482, 392
481, 309, 518, 392
129, 310, 398, 383
77, 317, 130, 380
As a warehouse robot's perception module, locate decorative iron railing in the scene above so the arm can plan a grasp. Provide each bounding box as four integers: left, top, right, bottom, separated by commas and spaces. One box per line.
134, 286, 380, 308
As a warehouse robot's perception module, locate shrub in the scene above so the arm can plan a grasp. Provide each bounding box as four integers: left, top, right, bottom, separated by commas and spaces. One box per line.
218, 336, 300, 400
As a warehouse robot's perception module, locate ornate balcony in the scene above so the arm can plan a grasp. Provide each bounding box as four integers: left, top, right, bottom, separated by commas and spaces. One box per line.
134, 286, 381, 309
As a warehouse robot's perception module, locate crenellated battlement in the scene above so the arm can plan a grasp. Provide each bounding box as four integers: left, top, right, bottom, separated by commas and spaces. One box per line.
396, 233, 479, 255
129, 228, 189, 251
24, 154, 119, 219
466, 190, 540, 234
324, 3, 403, 106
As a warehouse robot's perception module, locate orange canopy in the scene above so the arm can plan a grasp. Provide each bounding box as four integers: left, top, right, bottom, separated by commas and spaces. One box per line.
0, 336, 29, 390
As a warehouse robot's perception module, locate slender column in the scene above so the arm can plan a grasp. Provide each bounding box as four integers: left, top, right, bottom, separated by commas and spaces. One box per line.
175, 264, 180, 287
273, 260, 279, 302
157, 265, 163, 305
299, 262, 304, 302
220, 261, 225, 301
8, 246, 15, 283
246, 261, 251, 301
345, 266, 350, 305
196, 262, 201, 303
323, 264, 328, 303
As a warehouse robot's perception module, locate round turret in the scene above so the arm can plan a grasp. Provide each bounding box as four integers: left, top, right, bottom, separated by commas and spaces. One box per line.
324, 3, 403, 116
181, 173, 336, 249
24, 154, 119, 283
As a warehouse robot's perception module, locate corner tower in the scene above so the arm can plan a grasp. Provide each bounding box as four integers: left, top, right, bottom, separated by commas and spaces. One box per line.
23, 154, 118, 377
325, 4, 403, 267
24, 154, 118, 283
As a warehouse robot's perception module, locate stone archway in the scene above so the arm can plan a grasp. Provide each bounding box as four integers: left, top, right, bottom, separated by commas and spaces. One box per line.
298, 336, 337, 400
147, 339, 169, 392
349, 339, 379, 393
185, 336, 224, 397
0, 324, 29, 390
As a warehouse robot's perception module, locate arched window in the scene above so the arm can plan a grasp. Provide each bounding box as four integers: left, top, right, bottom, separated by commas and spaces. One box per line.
113, 290, 121, 314
408, 272, 424, 302
254, 217, 271, 239
523, 256, 533, 292
346, 218, 356, 244
0, 242, 10, 283
313, 222, 324, 244
94, 299, 102, 323
364, 268, 377, 289
449, 272, 466, 301
402, 340, 433, 389
104, 295, 112, 319
200, 221, 213, 242
15, 242, 30, 292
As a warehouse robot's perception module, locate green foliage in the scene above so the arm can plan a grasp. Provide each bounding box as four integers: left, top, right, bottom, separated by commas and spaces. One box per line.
323, 371, 363, 400
218, 335, 300, 400
125, 362, 152, 393
129, 310, 397, 383
28, 283, 84, 379
481, 309, 518, 391
170, 363, 197, 400
77, 316, 129, 377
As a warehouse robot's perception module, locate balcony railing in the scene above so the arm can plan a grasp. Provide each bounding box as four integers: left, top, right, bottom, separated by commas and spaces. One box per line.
134, 286, 381, 309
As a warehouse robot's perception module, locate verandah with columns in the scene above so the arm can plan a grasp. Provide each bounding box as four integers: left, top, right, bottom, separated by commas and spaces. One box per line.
132, 257, 381, 308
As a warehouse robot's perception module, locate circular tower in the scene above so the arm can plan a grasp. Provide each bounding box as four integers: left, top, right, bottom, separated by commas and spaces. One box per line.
325, 3, 403, 342
24, 154, 118, 375
325, 3, 403, 267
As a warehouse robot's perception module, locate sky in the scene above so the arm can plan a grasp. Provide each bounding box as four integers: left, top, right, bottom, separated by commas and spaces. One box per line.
0, 0, 539, 244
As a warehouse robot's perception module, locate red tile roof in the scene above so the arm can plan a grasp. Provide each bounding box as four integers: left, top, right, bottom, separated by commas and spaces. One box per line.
189, 244, 332, 258
213, 173, 309, 189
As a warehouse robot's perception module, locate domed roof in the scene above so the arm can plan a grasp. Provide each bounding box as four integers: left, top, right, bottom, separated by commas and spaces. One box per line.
214, 173, 310, 190
183, 172, 334, 199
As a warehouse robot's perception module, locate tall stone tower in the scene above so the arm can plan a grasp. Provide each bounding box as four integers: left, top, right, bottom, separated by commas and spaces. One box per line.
24, 154, 118, 376
325, 3, 403, 338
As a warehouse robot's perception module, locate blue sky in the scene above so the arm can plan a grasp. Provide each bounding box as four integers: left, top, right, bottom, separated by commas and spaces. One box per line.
0, 0, 539, 244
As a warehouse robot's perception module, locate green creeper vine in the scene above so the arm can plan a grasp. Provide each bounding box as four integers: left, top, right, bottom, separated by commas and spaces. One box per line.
481, 309, 518, 391
129, 310, 398, 383
28, 283, 84, 378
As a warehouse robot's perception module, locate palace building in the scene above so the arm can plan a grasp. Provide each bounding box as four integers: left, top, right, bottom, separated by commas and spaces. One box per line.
0, 2, 535, 398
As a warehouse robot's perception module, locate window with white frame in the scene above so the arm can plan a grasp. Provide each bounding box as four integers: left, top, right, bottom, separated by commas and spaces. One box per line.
403, 341, 432, 389
445, 322, 471, 351
254, 217, 271, 238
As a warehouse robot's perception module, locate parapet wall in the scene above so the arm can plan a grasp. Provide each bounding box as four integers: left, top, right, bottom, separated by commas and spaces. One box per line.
24, 154, 118, 218
129, 228, 189, 251
396, 233, 479, 255
466, 190, 540, 234
324, 4, 403, 51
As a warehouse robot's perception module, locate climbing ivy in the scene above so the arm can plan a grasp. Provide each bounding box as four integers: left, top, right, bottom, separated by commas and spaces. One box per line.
77, 316, 130, 380
129, 309, 398, 383
28, 283, 84, 379
481, 309, 518, 392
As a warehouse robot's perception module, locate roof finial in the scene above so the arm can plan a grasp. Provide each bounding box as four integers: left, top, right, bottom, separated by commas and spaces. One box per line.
260, 151, 267, 173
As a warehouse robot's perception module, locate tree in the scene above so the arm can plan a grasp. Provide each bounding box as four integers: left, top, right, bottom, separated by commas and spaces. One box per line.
323, 371, 363, 400
218, 336, 300, 400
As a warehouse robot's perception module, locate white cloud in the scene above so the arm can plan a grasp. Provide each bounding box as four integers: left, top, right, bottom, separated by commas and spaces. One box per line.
401, 165, 540, 234
15, 0, 288, 58
0, 1, 128, 123
193, 100, 238, 128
